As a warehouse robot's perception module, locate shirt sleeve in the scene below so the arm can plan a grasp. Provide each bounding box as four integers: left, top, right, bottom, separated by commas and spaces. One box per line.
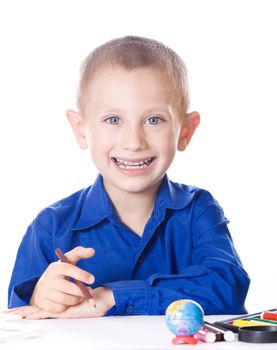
8, 213, 54, 308
104, 190, 250, 316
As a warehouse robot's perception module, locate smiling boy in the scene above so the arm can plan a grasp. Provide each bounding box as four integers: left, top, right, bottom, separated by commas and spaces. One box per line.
7, 36, 250, 319
70, 65, 195, 237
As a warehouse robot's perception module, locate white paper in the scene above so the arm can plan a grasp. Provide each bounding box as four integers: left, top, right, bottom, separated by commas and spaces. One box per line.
0, 320, 42, 343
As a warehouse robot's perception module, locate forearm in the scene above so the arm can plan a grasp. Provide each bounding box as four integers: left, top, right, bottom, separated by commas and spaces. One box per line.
104, 261, 250, 316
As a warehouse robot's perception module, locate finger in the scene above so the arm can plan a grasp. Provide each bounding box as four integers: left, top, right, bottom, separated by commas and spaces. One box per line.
24, 308, 74, 320
46, 288, 84, 306
64, 246, 95, 265
53, 299, 99, 319
39, 298, 68, 313
3, 305, 41, 317
52, 278, 86, 297
2, 307, 22, 313
4, 305, 57, 320
24, 309, 59, 320
49, 262, 95, 284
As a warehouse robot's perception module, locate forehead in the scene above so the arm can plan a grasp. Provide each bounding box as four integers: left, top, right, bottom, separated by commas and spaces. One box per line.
84, 66, 176, 112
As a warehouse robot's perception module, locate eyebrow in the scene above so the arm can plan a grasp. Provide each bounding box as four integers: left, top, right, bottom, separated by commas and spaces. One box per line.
94, 105, 173, 115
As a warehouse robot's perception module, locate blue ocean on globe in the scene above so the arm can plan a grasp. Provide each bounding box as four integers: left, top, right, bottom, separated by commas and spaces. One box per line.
165, 299, 204, 336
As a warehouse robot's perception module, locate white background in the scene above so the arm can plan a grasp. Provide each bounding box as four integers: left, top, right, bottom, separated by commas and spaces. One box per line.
0, 0, 276, 312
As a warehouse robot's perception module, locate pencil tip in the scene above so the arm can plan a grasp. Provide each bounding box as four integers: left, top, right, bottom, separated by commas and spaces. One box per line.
88, 298, 96, 308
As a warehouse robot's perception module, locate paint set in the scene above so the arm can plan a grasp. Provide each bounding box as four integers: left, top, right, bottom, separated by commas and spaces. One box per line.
214, 308, 277, 343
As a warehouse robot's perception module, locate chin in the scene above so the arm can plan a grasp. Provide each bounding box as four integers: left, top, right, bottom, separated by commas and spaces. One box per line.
117, 177, 163, 194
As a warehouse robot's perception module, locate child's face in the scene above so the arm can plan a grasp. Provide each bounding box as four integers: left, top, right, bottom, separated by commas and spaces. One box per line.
68, 66, 199, 196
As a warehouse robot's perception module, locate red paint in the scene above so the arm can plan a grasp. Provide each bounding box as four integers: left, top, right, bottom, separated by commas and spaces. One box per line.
262, 312, 277, 321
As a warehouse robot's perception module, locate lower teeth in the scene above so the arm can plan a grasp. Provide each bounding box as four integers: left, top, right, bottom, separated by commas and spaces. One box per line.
118, 164, 147, 169
115, 159, 152, 169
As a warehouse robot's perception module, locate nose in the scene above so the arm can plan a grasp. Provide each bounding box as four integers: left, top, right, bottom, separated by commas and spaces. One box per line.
120, 124, 148, 151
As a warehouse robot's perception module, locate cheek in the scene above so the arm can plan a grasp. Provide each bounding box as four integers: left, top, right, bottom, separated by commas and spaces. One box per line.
152, 137, 177, 166
164, 145, 177, 160
156, 128, 179, 151
86, 131, 113, 158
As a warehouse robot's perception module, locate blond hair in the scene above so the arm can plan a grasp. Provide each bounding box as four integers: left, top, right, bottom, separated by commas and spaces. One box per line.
77, 36, 190, 115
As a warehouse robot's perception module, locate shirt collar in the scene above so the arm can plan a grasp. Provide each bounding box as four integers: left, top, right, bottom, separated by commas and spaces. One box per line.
73, 174, 113, 230
73, 174, 197, 230
155, 174, 197, 211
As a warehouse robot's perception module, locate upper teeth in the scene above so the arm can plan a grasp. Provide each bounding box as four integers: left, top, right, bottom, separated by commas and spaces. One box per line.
114, 158, 152, 166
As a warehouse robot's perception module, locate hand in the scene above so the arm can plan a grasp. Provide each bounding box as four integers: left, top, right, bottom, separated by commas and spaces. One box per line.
4, 287, 115, 319
30, 246, 95, 313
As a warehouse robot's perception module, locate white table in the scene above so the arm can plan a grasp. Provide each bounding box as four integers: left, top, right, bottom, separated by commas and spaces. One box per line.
1, 315, 277, 349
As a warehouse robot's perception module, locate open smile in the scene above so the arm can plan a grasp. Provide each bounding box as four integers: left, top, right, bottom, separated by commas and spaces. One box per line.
112, 157, 154, 169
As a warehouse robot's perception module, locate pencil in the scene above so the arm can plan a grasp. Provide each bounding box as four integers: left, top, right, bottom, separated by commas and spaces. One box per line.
55, 248, 96, 308
217, 308, 277, 324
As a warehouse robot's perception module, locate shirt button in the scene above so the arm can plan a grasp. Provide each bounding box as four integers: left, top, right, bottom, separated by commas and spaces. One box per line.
126, 305, 134, 314
138, 255, 144, 264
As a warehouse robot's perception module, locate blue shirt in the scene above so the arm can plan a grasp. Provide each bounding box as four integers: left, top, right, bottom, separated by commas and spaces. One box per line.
8, 174, 250, 315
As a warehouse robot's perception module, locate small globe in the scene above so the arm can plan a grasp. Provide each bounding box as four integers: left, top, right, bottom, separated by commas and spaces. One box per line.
165, 299, 204, 336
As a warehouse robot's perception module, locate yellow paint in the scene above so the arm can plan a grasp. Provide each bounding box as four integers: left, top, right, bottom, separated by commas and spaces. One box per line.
233, 319, 269, 327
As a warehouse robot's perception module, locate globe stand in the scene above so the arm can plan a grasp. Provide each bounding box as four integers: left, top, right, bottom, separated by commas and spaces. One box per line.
172, 335, 198, 345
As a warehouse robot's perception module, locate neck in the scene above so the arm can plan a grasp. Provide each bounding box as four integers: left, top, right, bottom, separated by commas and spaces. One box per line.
104, 181, 161, 216
103, 179, 162, 236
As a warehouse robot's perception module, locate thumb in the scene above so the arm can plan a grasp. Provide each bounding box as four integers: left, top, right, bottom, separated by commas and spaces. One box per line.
64, 246, 95, 265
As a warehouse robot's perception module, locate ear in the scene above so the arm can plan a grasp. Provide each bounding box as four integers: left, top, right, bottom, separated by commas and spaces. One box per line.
66, 109, 88, 149
177, 111, 200, 151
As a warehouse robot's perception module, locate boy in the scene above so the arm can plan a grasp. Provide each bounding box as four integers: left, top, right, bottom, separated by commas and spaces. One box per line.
6, 36, 250, 319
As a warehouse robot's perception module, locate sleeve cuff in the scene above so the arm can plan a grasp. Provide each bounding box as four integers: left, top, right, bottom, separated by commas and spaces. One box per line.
8, 277, 39, 308
103, 280, 151, 316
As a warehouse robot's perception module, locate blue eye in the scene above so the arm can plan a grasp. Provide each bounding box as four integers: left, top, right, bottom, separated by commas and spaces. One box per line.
145, 116, 163, 125
105, 116, 121, 124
